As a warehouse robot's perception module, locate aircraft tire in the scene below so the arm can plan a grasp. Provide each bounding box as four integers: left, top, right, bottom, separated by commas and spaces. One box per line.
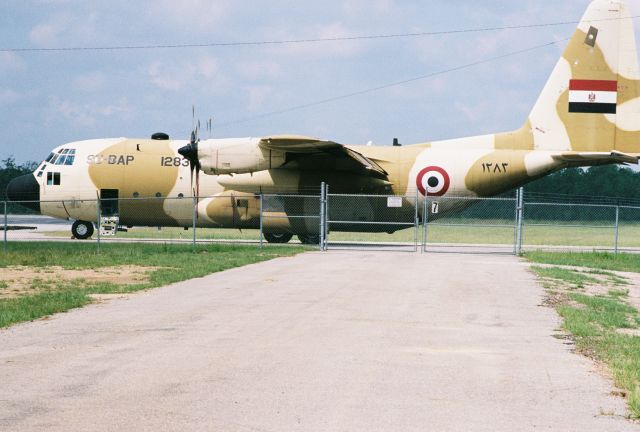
263, 232, 293, 244
72, 220, 94, 240
297, 234, 320, 245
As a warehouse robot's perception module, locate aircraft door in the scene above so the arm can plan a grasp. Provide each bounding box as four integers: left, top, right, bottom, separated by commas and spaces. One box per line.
99, 189, 119, 236
100, 189, 119, 216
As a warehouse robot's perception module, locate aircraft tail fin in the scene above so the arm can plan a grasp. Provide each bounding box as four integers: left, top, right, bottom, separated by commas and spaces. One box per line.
527, 0, 640, 155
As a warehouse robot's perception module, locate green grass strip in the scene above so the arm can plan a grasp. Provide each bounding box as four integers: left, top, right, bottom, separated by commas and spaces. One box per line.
528, 253, 640, 419
526, 251, 640, 273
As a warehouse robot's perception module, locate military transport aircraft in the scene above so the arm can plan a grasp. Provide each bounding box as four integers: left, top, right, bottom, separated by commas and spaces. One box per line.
7, 0, 640, 243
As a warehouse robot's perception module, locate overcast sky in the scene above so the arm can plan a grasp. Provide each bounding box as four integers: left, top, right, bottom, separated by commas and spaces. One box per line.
2, 0, 639, 164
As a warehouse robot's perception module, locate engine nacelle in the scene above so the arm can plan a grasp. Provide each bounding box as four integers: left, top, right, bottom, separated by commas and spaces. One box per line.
197, 138, 286, 175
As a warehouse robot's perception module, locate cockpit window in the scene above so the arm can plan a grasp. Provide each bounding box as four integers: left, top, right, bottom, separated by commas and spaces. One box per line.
45, 152, 54, 162
47, 148, 77, 166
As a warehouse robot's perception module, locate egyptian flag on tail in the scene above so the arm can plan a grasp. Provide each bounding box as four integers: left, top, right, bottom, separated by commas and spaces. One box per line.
568, 79, 617, 114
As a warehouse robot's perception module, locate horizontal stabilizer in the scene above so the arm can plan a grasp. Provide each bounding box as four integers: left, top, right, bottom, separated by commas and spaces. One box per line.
552, 151, 640, 165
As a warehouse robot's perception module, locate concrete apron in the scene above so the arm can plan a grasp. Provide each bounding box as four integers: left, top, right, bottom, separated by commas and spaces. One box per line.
0, 251, 635, 432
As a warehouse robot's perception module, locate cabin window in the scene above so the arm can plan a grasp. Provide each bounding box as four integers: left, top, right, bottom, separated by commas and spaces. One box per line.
46, 172, 61, 185
47, 148, 77, 166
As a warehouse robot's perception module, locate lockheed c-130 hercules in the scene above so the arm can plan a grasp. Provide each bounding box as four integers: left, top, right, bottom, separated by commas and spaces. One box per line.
7, 0, 640, 243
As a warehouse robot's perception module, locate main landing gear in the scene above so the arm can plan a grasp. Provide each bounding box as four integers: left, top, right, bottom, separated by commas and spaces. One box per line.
297, 234, 320, 245
262, 232, 320, 245
263, 232, 294, 244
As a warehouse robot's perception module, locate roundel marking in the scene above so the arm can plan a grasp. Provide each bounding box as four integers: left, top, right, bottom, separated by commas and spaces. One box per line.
416, 166, 450, 197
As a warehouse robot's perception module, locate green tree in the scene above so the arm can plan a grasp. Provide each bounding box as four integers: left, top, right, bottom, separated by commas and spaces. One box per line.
525, 165, 640, 203
0, 157, 38, 201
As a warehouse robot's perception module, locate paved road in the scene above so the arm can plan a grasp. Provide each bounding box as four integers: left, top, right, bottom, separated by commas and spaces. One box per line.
0, 251, 635, 431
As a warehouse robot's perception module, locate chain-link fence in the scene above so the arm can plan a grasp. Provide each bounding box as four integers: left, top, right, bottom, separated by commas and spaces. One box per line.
260, 194, 322, 246
326, 192, 420, 251
521, 202, 619, 252
3, 188, 640, 254
422, 195, 519, 254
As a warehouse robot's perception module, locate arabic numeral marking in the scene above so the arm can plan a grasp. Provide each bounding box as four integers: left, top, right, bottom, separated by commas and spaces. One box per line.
482, 162, 509, 174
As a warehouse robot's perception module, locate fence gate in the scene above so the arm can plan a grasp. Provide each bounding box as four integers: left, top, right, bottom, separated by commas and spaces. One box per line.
325, 193, 419, 251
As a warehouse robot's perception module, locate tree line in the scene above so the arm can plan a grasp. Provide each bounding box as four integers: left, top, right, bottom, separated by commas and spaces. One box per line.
0, 157, 38, 202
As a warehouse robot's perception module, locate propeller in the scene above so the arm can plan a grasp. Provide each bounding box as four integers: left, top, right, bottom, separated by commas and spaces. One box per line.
178, 107, 202, 218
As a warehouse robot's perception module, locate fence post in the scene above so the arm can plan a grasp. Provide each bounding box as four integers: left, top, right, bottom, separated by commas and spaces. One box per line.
3, 201, 7, 253
515, 187, 524, 255
319, 182, 325, 251
259, 194, 264, 249
614, 205, 620, 254
96, 197, 101, 253
413, 189, 419, 252
324, 184, 330, 251
513, 188, 519, 256
192, 196, 197, 251
422, 194, 429, 253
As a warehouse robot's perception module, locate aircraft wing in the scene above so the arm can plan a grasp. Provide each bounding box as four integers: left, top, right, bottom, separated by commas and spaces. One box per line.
260, 135, 388, 178
552, 151, 640, 166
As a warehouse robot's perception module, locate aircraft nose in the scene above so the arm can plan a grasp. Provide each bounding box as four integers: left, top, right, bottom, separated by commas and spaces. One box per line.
6, 174, 41, 213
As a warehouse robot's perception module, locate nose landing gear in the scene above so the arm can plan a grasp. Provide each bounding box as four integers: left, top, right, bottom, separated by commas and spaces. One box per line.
71, 220, 94, 240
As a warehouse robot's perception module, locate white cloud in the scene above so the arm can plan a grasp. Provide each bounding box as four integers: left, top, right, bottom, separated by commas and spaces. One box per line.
73, 72, 106, 92
341, 0, 395, 16
245, 85, 275, 112
265, 22, 366, 58
29, 21, 63, 47
29, 12, 99, 47
0, 88, 22, 106
0, 52, 25, 75
149, 62, 183, 91
385, 74, 451, 102
148, 56, 228, 93
48, 97, 132, 127
236, 60, 282, 80
147, 0, 231, 35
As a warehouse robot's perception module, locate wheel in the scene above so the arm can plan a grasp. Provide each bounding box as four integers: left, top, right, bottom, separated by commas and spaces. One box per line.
297, 234, 320, 245
71, 220, 94, 240
264, 232, 293, 244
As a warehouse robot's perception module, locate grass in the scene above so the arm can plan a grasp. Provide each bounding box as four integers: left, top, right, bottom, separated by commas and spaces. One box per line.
36, 220, 640, 249
527, 251, 640, 273
531, 266, 600, 289
527, 251, 640, 419
0, 242, 306, 328
44, 227, 262, 241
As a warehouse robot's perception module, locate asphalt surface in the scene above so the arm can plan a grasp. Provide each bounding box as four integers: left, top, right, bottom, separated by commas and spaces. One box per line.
0, 251, 635, 431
